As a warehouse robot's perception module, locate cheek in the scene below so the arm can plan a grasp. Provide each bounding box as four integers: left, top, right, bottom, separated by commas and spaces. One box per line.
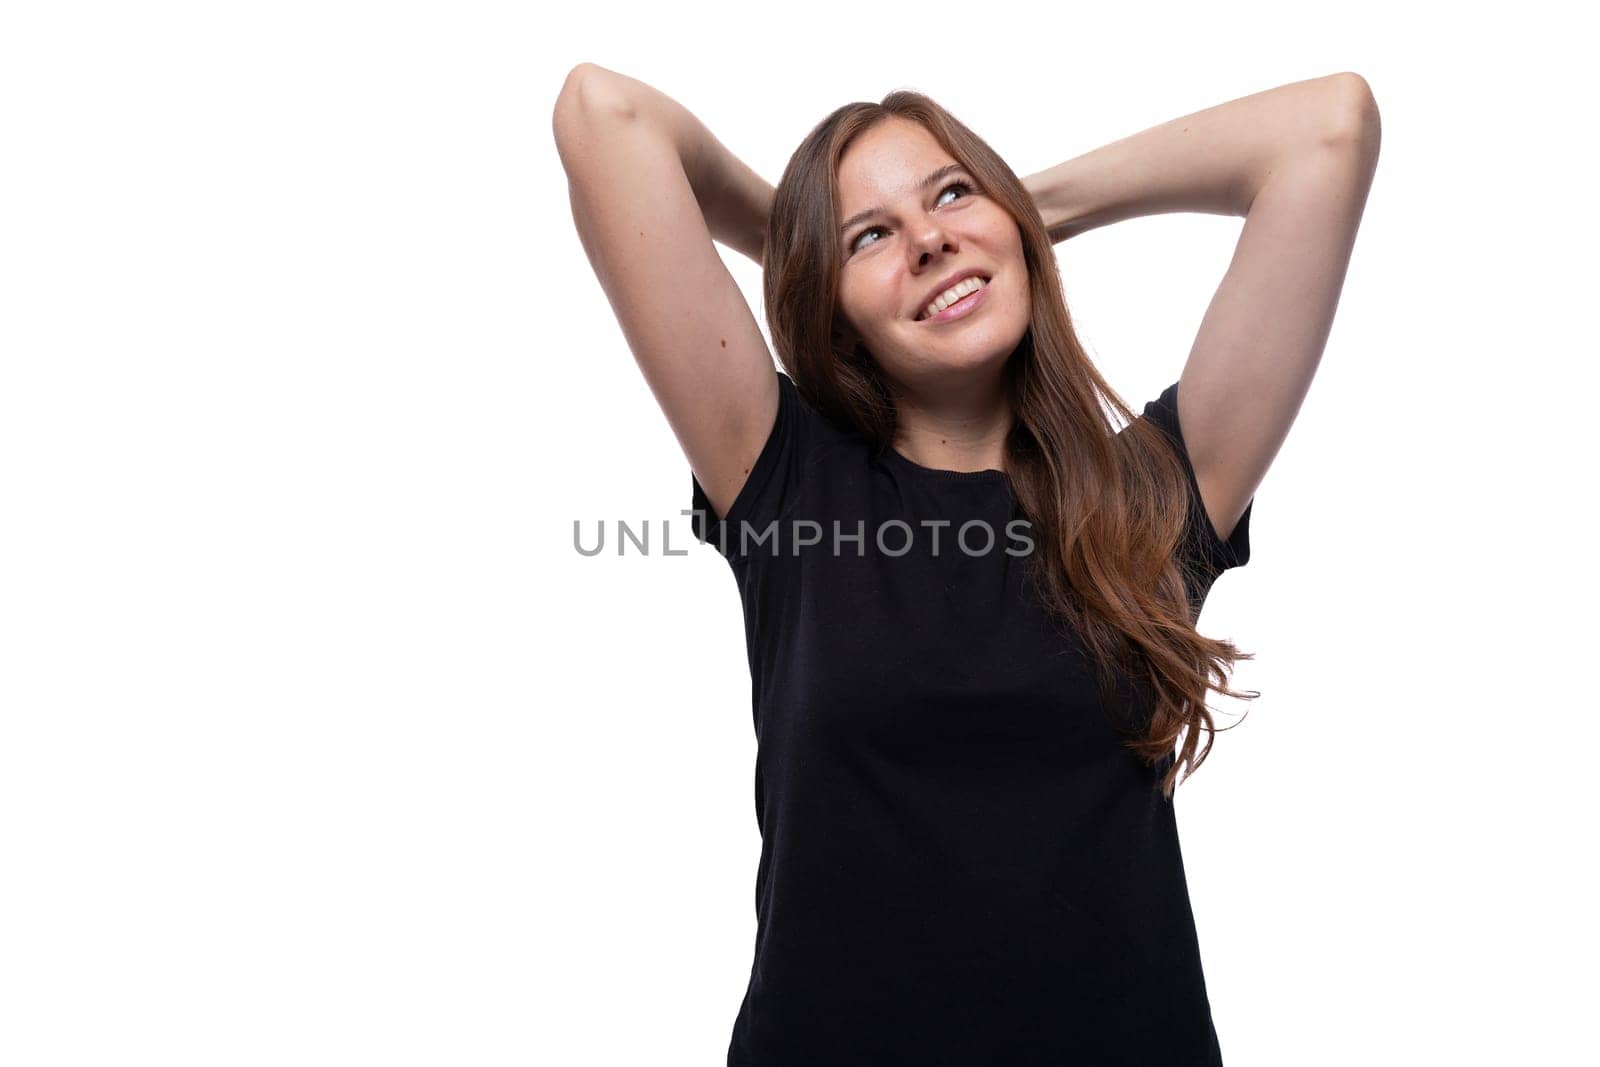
843, 280, 895, 331
1008, 280, 1031, 317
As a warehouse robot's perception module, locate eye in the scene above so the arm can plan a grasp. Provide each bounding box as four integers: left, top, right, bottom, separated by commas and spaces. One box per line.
847, 180, 975, 256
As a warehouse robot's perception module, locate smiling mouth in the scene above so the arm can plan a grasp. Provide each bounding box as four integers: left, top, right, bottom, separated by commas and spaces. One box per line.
915, 275, 992, 322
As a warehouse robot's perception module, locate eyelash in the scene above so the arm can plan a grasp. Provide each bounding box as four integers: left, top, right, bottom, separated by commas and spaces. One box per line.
847, 180, 974, 255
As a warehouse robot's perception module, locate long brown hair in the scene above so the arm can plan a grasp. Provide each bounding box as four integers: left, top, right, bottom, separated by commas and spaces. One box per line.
760, 91, 1257, 799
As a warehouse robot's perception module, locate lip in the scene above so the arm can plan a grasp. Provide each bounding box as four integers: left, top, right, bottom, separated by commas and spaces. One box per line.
914, 268, 990, 321
917, 274, 991, 325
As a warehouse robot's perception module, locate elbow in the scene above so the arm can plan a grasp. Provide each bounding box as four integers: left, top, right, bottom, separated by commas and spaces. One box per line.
553, 62, 637, 131
552, 63, 597, 133
1318, 72, 1382, 162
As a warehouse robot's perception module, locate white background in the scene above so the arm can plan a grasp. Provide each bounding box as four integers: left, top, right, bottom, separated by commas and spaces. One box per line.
4, 2, 1595, 1064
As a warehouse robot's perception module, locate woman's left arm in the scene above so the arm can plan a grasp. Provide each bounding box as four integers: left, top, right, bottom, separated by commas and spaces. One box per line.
1022, 72, 1381, 544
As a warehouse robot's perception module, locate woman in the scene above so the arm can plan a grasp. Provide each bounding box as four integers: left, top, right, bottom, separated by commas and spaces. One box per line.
553, 64, 1380, 1066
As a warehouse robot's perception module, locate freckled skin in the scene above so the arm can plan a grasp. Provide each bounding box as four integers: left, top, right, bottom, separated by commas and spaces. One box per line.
833, 117, 1032, 407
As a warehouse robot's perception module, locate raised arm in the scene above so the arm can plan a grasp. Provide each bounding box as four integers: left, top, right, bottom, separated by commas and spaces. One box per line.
1021, 73, 1382, 544
552, 63, 780, 522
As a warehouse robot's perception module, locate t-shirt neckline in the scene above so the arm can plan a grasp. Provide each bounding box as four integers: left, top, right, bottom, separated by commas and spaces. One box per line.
878, 442, 1010, 483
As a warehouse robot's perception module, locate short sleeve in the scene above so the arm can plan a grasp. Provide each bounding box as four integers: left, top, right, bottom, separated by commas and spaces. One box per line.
1138, 381, 1254, 612
689, 371, 830, 566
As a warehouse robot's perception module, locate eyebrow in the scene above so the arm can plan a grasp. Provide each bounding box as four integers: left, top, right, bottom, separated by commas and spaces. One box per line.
838, 163, 970, 238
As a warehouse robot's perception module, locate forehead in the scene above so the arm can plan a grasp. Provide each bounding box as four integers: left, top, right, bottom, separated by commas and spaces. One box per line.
836, 119, 957, 205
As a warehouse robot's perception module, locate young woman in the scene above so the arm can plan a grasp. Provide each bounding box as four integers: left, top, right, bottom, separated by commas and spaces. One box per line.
553, 64, 1379, 1066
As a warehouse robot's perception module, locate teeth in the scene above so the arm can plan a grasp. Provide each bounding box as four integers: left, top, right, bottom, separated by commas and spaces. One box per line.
920, 276, 987, 320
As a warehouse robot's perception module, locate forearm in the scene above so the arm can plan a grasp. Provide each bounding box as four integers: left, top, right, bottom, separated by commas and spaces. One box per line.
1022, 73, 1368, 242
560, 64, 773, 265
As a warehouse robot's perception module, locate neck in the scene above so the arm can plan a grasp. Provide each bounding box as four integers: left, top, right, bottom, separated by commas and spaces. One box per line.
889, 374, 1013, 474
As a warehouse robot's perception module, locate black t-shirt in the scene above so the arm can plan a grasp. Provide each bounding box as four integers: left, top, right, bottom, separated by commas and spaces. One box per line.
690, 371, 1253, 1066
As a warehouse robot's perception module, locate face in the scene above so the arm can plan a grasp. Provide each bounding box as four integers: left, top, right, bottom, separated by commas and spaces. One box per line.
834, 118, 1030, 397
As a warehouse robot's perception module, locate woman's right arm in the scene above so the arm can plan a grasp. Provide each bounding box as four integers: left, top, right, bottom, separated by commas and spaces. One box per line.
551, 63, 779, 523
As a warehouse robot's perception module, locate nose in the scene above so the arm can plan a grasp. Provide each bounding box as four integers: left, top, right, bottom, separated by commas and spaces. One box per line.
907, 209, 959, 263
909, 224, 958, 264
